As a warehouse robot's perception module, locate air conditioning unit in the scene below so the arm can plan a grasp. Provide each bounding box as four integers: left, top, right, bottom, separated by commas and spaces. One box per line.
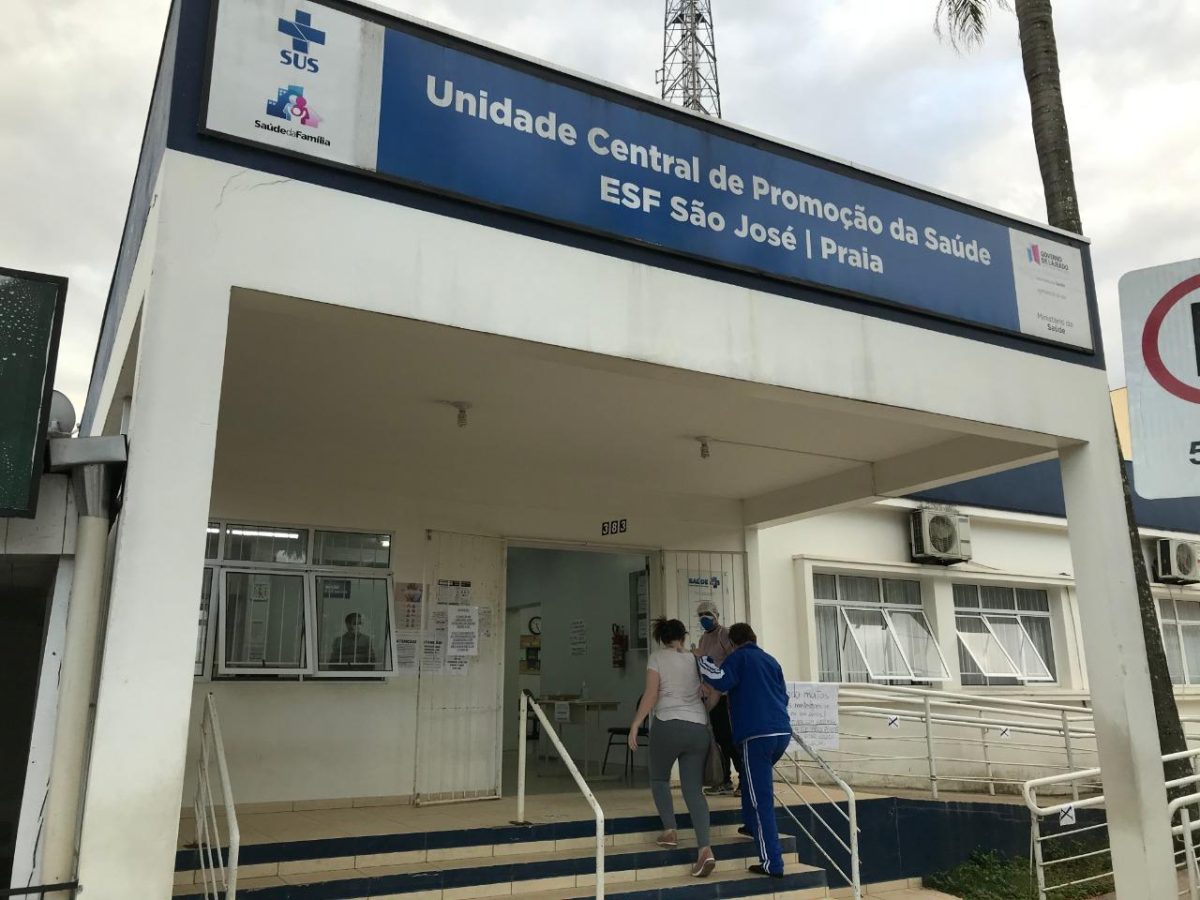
1155, 539, 1200, 585
910, 508, 972, 565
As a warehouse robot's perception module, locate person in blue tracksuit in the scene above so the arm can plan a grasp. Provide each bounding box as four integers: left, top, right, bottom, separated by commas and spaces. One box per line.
697, 623, 791, 878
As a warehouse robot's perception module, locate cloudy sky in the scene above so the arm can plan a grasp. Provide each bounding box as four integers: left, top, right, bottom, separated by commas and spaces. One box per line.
4, 0, 1199, 412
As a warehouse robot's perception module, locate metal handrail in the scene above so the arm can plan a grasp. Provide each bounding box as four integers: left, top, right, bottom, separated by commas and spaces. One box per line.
193, 693, 239, 900
516, 691, 605, 897
1021, 749, 1200, 900
796, 683, 1106, 801
0, 885, 79, 898
776, 730, 861, 900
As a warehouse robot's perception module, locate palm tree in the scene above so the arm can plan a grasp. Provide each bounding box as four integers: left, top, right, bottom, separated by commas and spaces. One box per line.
935, 0, 1188, 779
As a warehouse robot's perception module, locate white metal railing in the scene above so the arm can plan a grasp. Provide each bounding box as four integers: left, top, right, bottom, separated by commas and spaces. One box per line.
816, 684, 1100, 799
516, 691, 605, 897
776, 731, 861, 900
192, 693, 239, 900
1022, 748, 1200, 899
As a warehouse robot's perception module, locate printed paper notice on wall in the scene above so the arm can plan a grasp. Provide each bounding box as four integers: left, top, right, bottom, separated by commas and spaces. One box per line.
446, 605, 479, 657
786, 682, 839, 752
420, 637, 444, 673
394, 634, 419, 675
436, 579, 471, 606
569, 619, 587, 657
395, 582, 424, 631
554, 702, 571, 723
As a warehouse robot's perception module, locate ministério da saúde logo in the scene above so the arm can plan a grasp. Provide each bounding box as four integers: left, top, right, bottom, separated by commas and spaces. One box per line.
266, 85, 321, 128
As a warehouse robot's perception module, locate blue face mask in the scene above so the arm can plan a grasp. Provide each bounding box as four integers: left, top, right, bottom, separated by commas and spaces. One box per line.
699, 616, 716, 632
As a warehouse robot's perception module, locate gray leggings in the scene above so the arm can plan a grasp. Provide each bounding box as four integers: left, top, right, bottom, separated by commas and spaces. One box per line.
648, 717, 711, 847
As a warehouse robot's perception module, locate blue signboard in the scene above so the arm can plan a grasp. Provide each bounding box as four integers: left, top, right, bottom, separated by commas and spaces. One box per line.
203, 0, 1095, 351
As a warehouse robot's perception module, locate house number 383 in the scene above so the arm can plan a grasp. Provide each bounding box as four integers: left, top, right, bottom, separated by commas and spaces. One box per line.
601, 519, 628, 536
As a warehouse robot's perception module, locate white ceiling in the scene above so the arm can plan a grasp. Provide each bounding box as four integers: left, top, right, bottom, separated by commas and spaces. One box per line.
212, 290, 988, 504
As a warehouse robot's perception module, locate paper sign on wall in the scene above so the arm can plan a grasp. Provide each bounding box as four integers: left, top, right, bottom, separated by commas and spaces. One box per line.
786, 682, 839, 752
394, 634, 419, 675
420, 638, 445, 673
446, 606, 479, 657
554, 702, 571, 723
436, 579, 472, 606
569, 619, 587, 657
446, 655, 471, 676
395, 582, 424, 631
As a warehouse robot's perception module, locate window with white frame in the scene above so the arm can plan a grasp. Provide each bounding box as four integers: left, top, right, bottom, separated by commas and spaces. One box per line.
954, 584, 1055, 686
814, 573, 950, 683
195, 522, 395, 679
1157, 595, 1200, 685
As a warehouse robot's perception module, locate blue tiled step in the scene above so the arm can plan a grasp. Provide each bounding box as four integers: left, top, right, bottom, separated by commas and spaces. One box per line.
523, 863, 825, 898
174, 832, 805, 899
176, 808, 752, 872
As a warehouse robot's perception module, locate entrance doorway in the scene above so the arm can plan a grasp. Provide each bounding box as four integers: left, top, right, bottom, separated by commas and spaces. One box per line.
502, 546, 655, 794
0, 557, 56, 884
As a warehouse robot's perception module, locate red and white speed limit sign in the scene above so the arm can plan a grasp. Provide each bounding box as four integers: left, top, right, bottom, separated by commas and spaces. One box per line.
1121, 260, 1200, 499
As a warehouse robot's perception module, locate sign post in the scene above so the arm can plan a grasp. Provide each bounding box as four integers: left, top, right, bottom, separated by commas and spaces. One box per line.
0, 267, 67, 518
1120, 259, 1200, 499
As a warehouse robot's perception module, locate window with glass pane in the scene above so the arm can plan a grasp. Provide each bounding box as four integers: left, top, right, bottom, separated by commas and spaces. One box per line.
205, 523, 220, 560
882, 579, 922, 605
838, 575, 881, 605
814, 573, 942, 682
986, 615, 1052, 680
223, 525, 308, 565
813, 573, 838, 601
196, 568, 213, 676
954, 584, 1055, 686
313, 531, 391, 569
888, 609, 950, 679
222, 572, 307, 671
956, 615, 1020, 678
815, 605, 872, 683
841, 607, 911, 679
316, 576, 392, 673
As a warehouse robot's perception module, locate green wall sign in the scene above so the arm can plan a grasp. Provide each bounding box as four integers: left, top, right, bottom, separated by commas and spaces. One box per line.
0, 268, 67, 518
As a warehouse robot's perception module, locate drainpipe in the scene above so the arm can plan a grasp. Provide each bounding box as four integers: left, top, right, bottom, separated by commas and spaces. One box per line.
39, 436, 126, 898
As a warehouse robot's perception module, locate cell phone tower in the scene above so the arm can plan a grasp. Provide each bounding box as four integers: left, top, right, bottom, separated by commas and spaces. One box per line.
657, 0, 722, 118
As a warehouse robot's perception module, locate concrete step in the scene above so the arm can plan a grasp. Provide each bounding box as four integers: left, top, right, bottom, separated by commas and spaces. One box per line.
173, 833, 801, 898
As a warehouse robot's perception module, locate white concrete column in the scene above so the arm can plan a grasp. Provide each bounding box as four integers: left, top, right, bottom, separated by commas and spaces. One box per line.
926, 578, 960, 686
1059, 421, 1176, 897
790, 558, 820, 681
74, 174, 230, 899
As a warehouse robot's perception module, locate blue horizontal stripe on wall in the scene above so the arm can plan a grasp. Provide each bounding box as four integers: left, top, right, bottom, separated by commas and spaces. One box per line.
913, 460, 1200, 535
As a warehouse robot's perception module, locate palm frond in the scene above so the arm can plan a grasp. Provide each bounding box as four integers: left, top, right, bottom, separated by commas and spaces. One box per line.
934, 0, 1011, 51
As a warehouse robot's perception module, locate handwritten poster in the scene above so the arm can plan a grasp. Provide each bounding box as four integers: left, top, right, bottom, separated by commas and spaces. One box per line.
786, 681, 839, 752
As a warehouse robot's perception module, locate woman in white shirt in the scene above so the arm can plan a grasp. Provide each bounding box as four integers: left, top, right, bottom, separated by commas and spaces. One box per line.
628, 617, 716, 877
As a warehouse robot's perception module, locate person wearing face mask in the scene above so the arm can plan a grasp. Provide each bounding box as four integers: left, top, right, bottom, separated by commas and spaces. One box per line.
694, 600, 742, 796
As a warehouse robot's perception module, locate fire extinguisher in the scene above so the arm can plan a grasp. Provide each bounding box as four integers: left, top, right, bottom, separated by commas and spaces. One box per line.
611, 624, 629, 669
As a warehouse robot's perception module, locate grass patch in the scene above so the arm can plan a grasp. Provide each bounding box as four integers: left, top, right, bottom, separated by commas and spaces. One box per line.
925, 848, 1113, 899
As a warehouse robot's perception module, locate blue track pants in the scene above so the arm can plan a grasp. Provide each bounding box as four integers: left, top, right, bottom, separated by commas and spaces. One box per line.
740, 733, 791, 875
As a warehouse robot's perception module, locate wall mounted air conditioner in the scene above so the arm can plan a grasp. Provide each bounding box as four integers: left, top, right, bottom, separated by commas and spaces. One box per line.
1155, 539, 1200, 585
910, 508, 972, 565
